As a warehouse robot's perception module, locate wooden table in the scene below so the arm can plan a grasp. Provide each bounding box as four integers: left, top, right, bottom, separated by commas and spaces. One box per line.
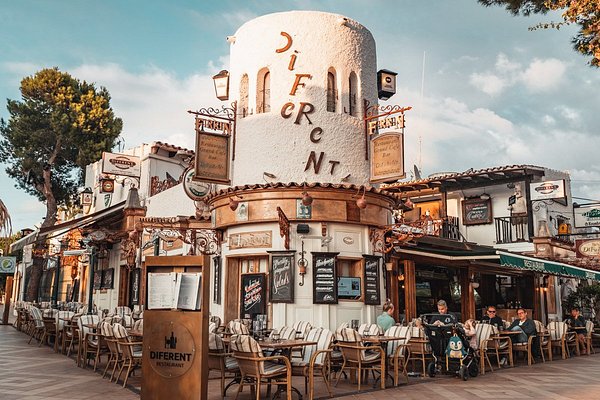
128, 329, 144, 338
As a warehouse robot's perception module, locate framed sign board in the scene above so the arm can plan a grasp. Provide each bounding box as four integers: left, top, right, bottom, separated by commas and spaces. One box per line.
93, 269, 103, 289
462, 198, 493, 225
312, 252, 339, 304
194, 131, 231, 185
269, 252, 294, 303
363, 255, 381, 305
101, 268, 114, 289
240, 273, 266, 317
370, 132, 405, 183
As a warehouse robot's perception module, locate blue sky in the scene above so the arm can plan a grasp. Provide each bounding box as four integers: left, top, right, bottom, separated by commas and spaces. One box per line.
1, 0, 600, 232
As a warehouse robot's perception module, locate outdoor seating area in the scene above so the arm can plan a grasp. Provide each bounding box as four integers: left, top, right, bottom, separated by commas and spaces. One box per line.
11, 302, 600, 399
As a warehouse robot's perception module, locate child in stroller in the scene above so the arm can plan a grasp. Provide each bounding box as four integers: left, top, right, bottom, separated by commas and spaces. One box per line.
420, 313, 479, 380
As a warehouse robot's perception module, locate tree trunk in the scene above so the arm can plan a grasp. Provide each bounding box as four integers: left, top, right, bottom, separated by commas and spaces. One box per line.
25, 163, 59, 302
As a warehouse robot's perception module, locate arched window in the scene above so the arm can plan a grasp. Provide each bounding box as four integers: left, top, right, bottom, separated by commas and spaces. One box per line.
326, 69, 337, 112
240, 74, 249, 118
349, 72, 358, 117
256, 69, 270, 114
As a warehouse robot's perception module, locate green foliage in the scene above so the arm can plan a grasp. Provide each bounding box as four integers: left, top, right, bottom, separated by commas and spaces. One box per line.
564, 284, 600, 322
0, 68, 123, 208
479, 0, 600, 67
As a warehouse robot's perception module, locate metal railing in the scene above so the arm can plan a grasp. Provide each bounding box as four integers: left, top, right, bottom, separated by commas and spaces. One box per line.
495, 216, 529, 244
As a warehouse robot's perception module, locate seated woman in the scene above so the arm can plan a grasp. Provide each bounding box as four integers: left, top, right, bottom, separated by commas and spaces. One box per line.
463, 319, 478, 350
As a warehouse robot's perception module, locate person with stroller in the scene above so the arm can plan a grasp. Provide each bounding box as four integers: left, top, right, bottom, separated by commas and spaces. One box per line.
482, 306, 504, 329
377, 299, 396, 332
506, 308, 536, 344
430, 300, 457, 326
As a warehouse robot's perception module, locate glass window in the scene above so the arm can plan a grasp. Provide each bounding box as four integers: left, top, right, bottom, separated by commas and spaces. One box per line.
257, 69, 270, 114
327, 70, 337, 112
348, 72, 358, 117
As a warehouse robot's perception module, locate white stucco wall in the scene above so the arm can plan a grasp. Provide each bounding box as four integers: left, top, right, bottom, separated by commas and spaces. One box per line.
228, 11, 377, 185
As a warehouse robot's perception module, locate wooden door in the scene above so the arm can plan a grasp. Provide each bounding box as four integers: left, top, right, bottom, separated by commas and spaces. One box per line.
118, 266, 128, 306
224, 258, 240, 324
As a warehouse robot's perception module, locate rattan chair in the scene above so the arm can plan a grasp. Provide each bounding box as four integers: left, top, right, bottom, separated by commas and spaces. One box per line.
548, 321, 569, 360
534, 320, 552, 362
405, 326, 433, 376
585, 320, 595, 355
474, 323, 496, 374
230, 334, 292, 400
384, 325, 410, 386
358, 323, 382, 336
227, 320, 250, 335
113, 323, 142, 387
101, 321, 122, 381
78, 314, 100, 368
28, 307, 45, 345
335, 328, 385, 391
291, 327, 334, 399
208, 332, 240, 397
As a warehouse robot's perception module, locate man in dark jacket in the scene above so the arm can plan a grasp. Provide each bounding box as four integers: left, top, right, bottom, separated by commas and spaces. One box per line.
507, 308, 536, 343
567, 307, 588, 354
482, 306, 504, 329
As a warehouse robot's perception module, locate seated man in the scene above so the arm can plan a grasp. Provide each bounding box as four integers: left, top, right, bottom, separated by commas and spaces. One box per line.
428, 300, 457, 326
506, 308, 536, 344
482, 306, 504, 329
567, 307, 588, 354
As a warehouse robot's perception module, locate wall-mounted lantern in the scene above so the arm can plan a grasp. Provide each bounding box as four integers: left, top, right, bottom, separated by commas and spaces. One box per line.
212, 70, 230, 101
79, 187, 93, 207
377, 69, 397, 101
99, 176, 115, 193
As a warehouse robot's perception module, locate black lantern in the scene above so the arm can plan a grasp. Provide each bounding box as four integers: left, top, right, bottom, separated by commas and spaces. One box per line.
212, 70, 230, 101
377, 69, 397, 101
79, 187, 93, 206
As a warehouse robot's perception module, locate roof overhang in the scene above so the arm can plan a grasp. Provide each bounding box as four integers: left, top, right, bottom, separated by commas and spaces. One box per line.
498, 251, 600, 281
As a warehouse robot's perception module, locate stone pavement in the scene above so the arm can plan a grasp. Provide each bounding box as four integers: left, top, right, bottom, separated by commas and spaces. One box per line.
2, 320, 600, 400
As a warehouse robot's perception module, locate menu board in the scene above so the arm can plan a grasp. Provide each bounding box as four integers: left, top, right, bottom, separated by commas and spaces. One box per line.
363, 255, 381, 305
240, 273, 266, 317
93, 269, 102, 289
101, 268, 114, 289
462, 198, 493, 225
312, 252, 339, 304
269, 252, 294, 303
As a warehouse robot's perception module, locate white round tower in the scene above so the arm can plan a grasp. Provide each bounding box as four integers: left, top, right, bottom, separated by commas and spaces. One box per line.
228, 11, 377, 186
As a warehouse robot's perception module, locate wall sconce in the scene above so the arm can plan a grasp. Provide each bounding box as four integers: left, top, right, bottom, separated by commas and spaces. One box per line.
385, 262, 394, 271
480, 192, 490, 200
99, 176, 115, 193
298, 240, 307, 286
541, 276, 549, 292
397, 273, 405, 281
79, 187, 93, 207
212, 70, 230, 101
301, 191, 313, 206
228, 193, 244, 211
355, 186, 368, 209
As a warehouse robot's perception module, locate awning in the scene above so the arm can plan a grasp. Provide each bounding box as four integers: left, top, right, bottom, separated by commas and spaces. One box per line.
498, 251, 600, 281
9, 229, 40, 254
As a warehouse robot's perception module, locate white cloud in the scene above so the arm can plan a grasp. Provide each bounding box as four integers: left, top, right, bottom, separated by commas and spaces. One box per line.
522, 58, 566, 92
2, 61, 40, 76
469, 72, 506, 96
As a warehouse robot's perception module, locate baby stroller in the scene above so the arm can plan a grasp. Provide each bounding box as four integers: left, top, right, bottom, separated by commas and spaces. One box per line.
421, 314, 479, 381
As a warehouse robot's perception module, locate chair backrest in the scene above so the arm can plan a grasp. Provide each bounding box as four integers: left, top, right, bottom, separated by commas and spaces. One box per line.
273, 326, 297, 340
409, 326, 425, 339
384, 325, 410, 357
208, 321, 217, 333
548, 321, 567, 340
43, 308, 57, 318
292, 320, 312, 338
121, 314, 134, 328
55, 311, 74, 331
99, 321, 114, 337
475, 322, 494, 350
534, 320, 546, 334
301, 327, 333, 365
115, 306, 132, 317
210, 315, 222, 328
336, 322, 349, 333
227, 320, 250, 335
133, 319, 143, 333
30, 307, 44, 328
358, 323, 382, 336
336, 327, 362, 343
586, 320, 594, 337
78, 314, 100, 337
231, 334, 274, 375
208, 332, 226, 351
112, 323, 129, 340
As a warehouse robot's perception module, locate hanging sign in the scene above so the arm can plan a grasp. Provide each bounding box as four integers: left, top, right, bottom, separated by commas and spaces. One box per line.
194, 131, 231, 185
102, 152, 141, 178
363, 255, 381, 305
574, 203, 600, 228
370, 132, 405, 183
576, 239, 600, 258
269, 252, 294, 303
312, 252, 339, 304
530, 180, 566, 201
182, 168, 213, 201
0, 257, 16, 274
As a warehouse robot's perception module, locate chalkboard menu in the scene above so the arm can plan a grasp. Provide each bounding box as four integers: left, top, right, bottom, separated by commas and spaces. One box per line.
312, 252, 339, 304
462, 198, 493, 225
363, 255, 381, 305
93, 269, 102, 289
240, 273, 266, 317
269, 252, 294, 303
101, 268, 114, 289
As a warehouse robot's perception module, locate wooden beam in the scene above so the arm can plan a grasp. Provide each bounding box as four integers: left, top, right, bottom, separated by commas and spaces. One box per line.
403, 260, 417, 322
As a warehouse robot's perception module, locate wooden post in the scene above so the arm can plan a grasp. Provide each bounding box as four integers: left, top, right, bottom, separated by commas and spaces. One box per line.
2, 277, 14, 325
460, 267, 475, 321
403, 260, 416, 321
388, 258, 399, 322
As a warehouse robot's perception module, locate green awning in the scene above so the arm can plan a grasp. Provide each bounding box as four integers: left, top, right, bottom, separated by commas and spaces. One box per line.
498, 251, 600, 281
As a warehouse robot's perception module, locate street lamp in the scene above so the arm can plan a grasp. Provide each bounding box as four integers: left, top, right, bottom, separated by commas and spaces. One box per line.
212, 70, 230, 101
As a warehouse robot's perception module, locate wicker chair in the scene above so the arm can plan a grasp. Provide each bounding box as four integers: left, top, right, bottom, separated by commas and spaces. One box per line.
101, 321, 122, 381
512, 330, 536, 366
548, 321, 569, 360
55, 311, 74, 353
534, 320, 552, 362
384, 326, 410, 386
292, 320, 312, 339
291, 327, 334, 399
78, 314, 100, 368
474, 323, 496, 374
227, 320, 250, 335
27, 307, 45, 345
405, 326, 433, 376
113, 323, 142, 387
65, 314, 82, 356
132, 318, 143, 333
40, 315, 57, 347
208, 332, 240, 397
358, 323, 382, 336
230, 334, 292, 400
585, 320, 595, 355
115, 306, 132, 318
335, 328, 385, 391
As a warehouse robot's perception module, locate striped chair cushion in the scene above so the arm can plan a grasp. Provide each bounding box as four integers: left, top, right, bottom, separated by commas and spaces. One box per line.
115, 306, 132, 317
363, 350, 381, 362
55, 311, 74, 331
208, 322, 217, 333
276, 326, 297, 340
112, 323, 129, 340
100, 321, 114, 337
300, 328, 333, 365
230, 334, 263, 356
384, 326, 410, 357
30, 307, 44, 328
336, 322, 349, 333
292, 321, 312, 339
227, 320, 250, 335
358, 323, 382, 336
586, 320, 594, 334
43, 309, 57, 318
475, 323, 494, 349
78, 314, 100, 336
210, 315, 221, 327
209, 332, 225, 351
224, 356, 239, 370
409, 326, 425, 339
121, 315, 134, 328
263, 361, 287, 374
133, 319, 143, 332
548, 321, 567, 340
336, 327, 362, 343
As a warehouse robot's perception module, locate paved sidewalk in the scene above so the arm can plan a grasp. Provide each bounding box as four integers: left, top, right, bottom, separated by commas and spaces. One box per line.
2, 322, 600, 399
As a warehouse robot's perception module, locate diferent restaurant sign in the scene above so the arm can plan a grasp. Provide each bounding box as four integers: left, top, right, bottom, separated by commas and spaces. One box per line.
499, 252, 600, 281
147, 321, 196, 378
